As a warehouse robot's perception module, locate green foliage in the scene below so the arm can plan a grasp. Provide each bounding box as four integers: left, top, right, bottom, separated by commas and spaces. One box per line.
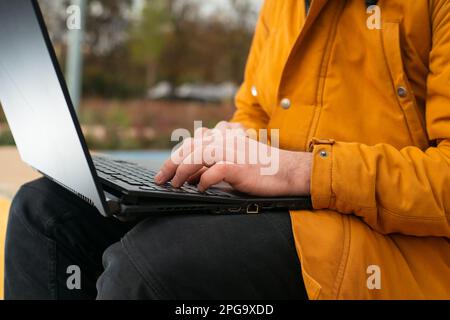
0, 104, 14, 146
83, 49, 147, 99
130, 0, 171, 65
0, 130, 15, 146
41, 0, 257, 98
0, 104, 6, 123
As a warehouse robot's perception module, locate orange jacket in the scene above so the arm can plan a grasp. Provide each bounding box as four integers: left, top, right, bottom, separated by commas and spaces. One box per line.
232, 0, 450, 299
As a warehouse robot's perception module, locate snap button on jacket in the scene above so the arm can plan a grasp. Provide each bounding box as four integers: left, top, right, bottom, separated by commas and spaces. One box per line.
232, 0, 450, 299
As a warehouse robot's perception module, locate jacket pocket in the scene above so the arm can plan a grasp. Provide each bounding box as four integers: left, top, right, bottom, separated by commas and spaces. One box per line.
381, 22, 429, 150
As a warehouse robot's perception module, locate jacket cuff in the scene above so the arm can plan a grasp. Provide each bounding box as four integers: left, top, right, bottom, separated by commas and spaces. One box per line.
308, 138, 336, 210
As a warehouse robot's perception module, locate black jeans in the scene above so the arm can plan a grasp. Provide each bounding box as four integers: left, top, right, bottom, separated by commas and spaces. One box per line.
4, 178, 307, 300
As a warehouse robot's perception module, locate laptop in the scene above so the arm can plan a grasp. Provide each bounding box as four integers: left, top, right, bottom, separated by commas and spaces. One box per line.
0, 0, 312, 218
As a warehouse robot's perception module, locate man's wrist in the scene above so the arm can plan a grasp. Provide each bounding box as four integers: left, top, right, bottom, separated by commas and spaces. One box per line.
288, 151, 313, 196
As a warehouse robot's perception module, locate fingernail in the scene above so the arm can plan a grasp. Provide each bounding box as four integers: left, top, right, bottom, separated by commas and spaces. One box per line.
155, 172, 164, 184
198, 185, 205, 193
171, 180, 180, 188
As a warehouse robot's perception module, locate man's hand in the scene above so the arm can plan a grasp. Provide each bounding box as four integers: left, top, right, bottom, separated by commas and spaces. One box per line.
155, 122, 313, 197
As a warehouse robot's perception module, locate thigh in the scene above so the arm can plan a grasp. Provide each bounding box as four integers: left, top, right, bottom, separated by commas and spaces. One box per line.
98, 211, 307, 300
5, 178, 135, 300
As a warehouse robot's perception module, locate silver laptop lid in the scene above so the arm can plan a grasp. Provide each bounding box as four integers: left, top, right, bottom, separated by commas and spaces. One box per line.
0, 0, 108, 216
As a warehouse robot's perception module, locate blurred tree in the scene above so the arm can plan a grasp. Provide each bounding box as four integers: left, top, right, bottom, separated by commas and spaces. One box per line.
84, 0, 133, 55
40, 0, 141, 98
81, 0, 144, 98
39, 0, 259, 99
129, 0, 172, 88
129, 0, 255, 93
157, 0, 202, 88
39, 0, 133, 53
227, 0, 257, 82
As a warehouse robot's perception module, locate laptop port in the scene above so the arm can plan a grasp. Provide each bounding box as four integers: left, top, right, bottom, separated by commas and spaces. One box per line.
227, 207, 243, 214
246, 204, 260, 214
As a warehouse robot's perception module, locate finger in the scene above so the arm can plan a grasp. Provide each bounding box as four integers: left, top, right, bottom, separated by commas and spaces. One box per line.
156, 126, 213, 184
215, 121, 231, 131
157, 128, 214, 185
215, 121, 247, 137
228, 122, 247, 132
187, 167, 208, 185
155, 159, 178, 185
171, 144, 214, 188
171, 163, 205, 188
198, 162, 236, 192
215, 121, 245, 131
194, 126, 209, 140
171, 136, 205, 165
155, 137, 195, 184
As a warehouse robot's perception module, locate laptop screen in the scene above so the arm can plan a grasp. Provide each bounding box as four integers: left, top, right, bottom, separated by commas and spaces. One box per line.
0, 0, 107, 215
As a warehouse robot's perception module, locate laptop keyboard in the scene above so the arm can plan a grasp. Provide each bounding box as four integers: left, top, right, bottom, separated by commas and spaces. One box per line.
93, 156, 232, 197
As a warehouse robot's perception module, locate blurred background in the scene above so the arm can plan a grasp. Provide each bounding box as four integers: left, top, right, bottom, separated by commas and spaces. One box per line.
0, 0, 262, 197
0, 0, 262, 150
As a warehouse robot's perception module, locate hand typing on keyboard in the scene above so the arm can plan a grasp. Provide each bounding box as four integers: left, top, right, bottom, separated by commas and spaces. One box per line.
155, 121, 313, 197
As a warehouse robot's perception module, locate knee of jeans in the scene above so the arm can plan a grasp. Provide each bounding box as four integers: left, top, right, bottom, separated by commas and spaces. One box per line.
9, 178, 62, 236
98, 241, 163, 300
123, 219, 210, 287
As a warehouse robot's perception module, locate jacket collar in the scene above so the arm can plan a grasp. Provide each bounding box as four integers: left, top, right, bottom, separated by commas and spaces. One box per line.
302, 0, 328, 38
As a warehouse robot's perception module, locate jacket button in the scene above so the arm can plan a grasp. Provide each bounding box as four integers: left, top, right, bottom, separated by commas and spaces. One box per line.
397, 86, 408, 98
280, 98, 291, 110
251, 86, 258, 97
319, 150, 329, 158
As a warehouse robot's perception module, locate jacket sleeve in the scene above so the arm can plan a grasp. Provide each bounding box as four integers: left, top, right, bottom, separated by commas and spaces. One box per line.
230, 1, 270, 130
310, 1, 450, 237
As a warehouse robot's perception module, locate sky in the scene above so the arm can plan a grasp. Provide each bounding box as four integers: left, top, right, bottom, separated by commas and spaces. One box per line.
132, 0, 264, 17
196, 0, 263, 16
